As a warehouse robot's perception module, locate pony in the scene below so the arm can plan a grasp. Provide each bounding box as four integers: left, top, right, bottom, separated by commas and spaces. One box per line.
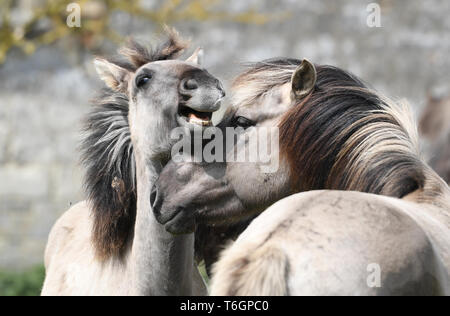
41, 29, 225, 295
152, 58, 450, 295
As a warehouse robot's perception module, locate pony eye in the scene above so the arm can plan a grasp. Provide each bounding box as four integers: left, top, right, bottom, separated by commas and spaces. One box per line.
136, 74, 152, 88
234, 116, 255, 129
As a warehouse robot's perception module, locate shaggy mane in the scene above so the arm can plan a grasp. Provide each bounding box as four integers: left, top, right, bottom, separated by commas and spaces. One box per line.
235, 58, 431, 198
81, 29, 188, 259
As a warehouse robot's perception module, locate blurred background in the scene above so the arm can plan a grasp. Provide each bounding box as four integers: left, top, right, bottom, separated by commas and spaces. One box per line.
0, 0, 449, 295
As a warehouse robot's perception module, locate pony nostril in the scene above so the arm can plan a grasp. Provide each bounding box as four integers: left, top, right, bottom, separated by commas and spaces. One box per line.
217, 80, 225, 97
150, 185, 158, 209
183, 78, 198, 90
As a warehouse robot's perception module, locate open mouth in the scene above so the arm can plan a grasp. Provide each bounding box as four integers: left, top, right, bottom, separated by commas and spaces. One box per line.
177, 104, 214, 127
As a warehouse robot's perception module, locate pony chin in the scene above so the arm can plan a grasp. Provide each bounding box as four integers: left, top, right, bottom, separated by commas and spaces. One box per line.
165, 212, 197, 235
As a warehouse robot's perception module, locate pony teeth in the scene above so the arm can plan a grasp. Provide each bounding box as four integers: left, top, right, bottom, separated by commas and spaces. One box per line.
188, 116, 212, 126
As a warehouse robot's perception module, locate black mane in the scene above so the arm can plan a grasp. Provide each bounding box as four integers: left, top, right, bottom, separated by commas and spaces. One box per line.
81, 91, 136, 258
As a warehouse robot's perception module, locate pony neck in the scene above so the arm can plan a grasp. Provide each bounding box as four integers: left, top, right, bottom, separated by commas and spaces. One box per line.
130, 153, 195, 295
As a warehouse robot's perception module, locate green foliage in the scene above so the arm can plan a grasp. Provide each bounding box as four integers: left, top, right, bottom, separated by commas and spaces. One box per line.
197, 260, 209, 285
0, 0, 282, 64
0, 265, 45, 296
0, 263, 209, 296
0, 263, 207, 295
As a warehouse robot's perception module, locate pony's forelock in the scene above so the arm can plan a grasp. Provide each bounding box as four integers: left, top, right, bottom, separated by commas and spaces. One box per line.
118, 27, 189, 71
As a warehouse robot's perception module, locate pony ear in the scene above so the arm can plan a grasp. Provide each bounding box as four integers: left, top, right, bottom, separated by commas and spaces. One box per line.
94, 58, 130, 92
186, 47, 204, 66
291, 59, 316, 99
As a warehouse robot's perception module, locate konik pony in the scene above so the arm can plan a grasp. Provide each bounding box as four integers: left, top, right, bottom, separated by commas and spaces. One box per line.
42, 29, 225, 295
152, 58, 450, 295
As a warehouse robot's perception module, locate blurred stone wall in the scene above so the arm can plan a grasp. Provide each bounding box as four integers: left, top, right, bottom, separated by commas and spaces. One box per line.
0, 0, 449, 268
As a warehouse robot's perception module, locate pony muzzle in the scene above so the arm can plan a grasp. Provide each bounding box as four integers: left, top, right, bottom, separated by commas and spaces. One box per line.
151, 184, 196, 234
